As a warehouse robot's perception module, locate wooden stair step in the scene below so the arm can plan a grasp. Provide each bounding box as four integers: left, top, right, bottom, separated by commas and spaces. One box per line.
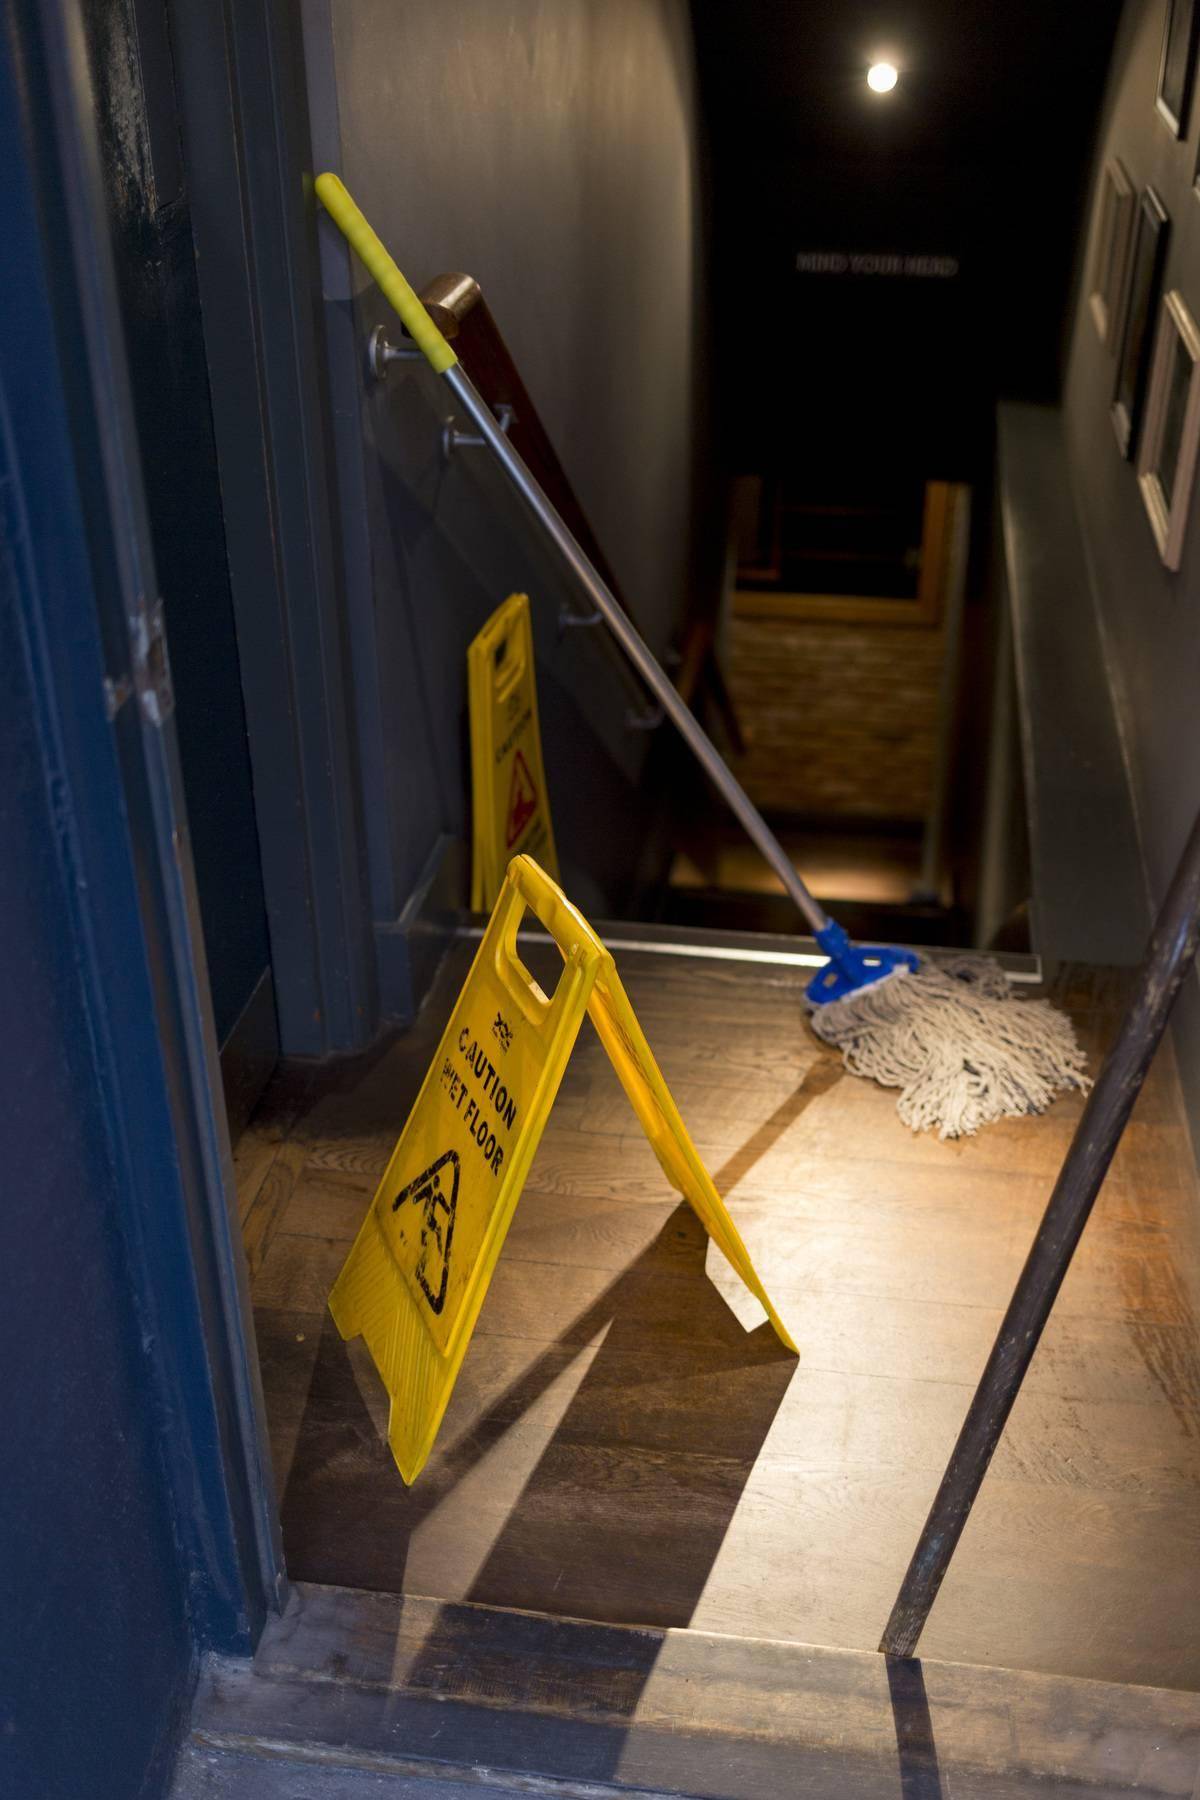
170, 1740, 534, 1798
182, 1581, 1200, 1799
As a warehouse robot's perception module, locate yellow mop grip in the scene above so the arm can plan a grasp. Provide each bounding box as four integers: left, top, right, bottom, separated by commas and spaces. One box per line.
314, 172, 457, 374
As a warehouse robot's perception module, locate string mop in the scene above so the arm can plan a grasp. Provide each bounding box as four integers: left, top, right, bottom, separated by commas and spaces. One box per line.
807, 952, 1090, 1139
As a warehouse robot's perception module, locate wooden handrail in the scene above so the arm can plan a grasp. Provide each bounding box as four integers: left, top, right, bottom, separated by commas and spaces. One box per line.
414, 270, 744, 752
418, 272, 481, 340
416, 273, 635, 624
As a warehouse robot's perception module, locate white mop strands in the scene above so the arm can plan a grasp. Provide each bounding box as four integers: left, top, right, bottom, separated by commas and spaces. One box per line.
807, 956, 1091, 1139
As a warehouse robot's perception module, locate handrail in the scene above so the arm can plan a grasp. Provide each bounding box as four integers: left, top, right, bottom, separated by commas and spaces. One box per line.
670, 619, 745, 757
417, 272, 482, 338
880, 804, 1200, 1656
316, 170, 832, 936
415, 271, 742, 747
416, 273, 633, 620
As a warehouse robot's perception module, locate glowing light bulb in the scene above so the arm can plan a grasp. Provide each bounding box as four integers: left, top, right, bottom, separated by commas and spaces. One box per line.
867, 61, 899, 93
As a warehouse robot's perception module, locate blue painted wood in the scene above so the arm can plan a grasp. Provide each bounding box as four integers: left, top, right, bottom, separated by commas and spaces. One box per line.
85, 0, 273, 1050
0, 463, 196, 1797
0, 6, 282, 1792
0, 58, 200, 1785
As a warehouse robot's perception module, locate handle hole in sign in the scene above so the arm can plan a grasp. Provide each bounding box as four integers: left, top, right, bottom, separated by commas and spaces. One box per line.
497, 898, 564, 1024
492, 631, 525, 703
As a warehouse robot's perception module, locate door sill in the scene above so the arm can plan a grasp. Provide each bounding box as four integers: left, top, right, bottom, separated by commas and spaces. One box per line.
178, 1581, 1200, 1798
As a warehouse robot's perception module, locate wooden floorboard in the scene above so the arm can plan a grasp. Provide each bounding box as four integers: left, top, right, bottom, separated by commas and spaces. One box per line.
239, 943, 1200, 1691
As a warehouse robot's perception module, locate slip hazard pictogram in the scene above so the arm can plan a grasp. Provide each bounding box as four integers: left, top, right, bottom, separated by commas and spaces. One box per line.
468, 595, 558, 906
505, 750, 538, 848
391, 1150, 459, 1315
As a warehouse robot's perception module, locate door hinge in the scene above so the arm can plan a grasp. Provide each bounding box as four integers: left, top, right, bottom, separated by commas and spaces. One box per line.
127, 599, 174, 727
103, 671, 133, 719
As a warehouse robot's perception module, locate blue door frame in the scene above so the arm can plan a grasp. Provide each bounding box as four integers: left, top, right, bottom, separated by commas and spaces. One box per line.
3, 0, 283, 1654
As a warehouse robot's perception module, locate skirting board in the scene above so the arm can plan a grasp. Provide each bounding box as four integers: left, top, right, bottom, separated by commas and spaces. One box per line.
374, 835, 466, 1028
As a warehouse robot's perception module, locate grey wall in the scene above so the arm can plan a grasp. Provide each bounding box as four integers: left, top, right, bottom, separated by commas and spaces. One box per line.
694, 0, 1120, 483
1064, 0, 1200, 1126
304, 0, 708, 955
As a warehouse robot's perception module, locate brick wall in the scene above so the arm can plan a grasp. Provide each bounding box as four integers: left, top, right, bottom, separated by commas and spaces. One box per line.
726, 614, 946, 822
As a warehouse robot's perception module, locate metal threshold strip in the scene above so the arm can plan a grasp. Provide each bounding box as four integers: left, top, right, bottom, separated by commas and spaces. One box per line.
453, 919, 1045, 984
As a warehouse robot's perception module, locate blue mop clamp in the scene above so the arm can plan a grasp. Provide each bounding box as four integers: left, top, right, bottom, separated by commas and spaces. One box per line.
807, 920, 920, 1006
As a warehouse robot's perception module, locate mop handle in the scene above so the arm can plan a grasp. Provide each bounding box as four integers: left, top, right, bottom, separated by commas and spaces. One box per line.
315, 174, 832, 939
315, 173, 458, 374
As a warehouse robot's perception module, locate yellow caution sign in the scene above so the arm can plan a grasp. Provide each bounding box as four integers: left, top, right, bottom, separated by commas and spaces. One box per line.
468, 594, 558, 911
329, 856, 796, 1483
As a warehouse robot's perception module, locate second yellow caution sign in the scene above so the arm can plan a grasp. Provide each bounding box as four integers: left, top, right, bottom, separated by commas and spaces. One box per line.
468, 593, 558, 910
329, 856, 795, 1484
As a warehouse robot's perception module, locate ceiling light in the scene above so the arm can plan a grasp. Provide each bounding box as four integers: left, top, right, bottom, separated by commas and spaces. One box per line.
867, 62, 899, 93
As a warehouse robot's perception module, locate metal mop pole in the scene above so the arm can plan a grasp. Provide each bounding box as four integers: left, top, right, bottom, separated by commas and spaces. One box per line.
440, 359, 829, 933
314, 173, 918, 998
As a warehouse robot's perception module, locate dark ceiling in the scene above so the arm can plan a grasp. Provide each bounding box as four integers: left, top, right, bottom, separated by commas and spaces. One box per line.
690, 0, 1124, 479
694, 0, 1117, 163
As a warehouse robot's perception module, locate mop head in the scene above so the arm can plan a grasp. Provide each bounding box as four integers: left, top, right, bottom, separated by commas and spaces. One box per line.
807, 954, 1091, 1139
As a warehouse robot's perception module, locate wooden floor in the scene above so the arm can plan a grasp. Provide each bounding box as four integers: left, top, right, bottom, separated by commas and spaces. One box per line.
238, 942, 1200, 1692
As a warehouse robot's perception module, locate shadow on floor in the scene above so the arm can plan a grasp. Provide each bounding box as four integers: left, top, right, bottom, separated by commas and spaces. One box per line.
712, 1055, 843, 1194
886, 1655, 945, 1800
277, 1202, 796, 1626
